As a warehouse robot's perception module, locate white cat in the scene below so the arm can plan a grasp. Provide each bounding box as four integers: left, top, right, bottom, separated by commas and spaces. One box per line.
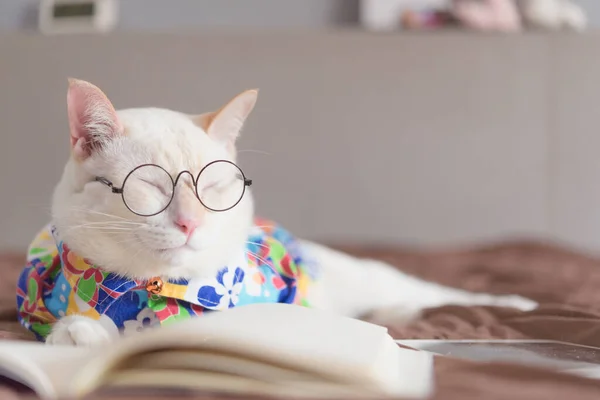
21, 79, 536, 346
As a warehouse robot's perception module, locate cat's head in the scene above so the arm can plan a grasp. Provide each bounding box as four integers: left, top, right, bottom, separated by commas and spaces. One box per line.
52, 79, 257, 279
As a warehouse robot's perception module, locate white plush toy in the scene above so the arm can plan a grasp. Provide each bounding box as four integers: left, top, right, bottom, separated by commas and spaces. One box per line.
517, 0, 587, 31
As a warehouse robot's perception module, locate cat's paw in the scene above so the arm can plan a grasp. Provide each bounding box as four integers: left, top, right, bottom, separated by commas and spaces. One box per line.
46, 315, 112, 346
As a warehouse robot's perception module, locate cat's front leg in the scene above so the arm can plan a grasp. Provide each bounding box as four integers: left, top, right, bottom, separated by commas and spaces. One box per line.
46, 315, 115, 346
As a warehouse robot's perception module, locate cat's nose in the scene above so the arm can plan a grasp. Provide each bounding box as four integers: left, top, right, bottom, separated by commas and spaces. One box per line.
175, 217, 200, 237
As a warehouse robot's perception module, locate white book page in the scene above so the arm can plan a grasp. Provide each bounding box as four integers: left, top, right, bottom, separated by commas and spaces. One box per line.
0, 341, 92, 399
71, 304, 433, 398
102, 348, 433, 398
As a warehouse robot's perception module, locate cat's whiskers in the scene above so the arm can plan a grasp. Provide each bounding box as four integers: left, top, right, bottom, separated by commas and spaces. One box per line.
68, 221, 143, 228
63, 220, 145, 235
237, 149, 272, 156
69, 225, 137, 230
64, 226, 138, 235
68, 207, 131, 221
245, 241, 269, 250
245, 249, 274, 269
112, 237, 145, 246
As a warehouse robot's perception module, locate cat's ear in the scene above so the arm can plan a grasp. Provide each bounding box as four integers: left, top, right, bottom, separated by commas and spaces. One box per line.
67, 78, 123, 161
193, 89, 258, 149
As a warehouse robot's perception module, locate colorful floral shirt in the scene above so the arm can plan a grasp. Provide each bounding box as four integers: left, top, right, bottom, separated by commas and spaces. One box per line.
16, 218, 318, 341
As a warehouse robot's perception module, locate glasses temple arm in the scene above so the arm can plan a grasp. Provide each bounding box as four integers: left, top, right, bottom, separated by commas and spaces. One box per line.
94, 177, 123, 194
235, 172, 252, 187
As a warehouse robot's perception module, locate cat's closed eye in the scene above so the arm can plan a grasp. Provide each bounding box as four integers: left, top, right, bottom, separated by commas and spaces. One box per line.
201, 177, 239, 193
200, 181, 222, 193
140, 178, 170, 197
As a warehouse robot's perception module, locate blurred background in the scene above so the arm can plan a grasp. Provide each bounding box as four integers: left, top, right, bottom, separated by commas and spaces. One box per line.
1, 0, 600, 254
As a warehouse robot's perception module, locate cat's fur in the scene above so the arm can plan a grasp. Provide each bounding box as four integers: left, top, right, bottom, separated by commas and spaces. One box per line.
46, 79, 537, 345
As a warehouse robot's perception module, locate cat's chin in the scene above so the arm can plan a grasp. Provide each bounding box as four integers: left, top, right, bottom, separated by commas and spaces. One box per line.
153, 244, 196, 264
133, 240, 240, 280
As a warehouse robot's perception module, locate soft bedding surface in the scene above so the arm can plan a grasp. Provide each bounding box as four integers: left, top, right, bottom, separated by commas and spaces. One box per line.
3, 240, 600, 399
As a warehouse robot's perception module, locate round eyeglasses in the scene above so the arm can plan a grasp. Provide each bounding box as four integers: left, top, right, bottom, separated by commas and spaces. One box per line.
94, 160, 252, 217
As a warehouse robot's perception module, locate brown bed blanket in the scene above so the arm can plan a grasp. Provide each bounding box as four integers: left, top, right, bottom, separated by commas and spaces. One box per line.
2, 239, 600, 399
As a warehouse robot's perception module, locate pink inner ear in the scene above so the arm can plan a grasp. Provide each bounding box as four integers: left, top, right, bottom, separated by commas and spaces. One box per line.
67, 79, 122, 159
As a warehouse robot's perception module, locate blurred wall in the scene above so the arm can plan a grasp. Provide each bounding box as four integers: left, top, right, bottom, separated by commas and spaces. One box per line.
3, 33, 600, 253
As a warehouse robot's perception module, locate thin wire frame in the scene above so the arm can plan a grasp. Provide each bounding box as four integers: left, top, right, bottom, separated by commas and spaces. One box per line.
94, 160, 253, 217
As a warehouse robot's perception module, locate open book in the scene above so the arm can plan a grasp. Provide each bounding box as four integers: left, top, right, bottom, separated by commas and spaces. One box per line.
0, 304, 433, 399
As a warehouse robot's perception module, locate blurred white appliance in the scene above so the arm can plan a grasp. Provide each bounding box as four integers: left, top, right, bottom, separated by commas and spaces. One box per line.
39, 0, 118, 35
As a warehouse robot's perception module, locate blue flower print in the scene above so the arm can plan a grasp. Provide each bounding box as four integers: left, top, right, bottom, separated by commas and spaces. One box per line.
196, 267, 245, 309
